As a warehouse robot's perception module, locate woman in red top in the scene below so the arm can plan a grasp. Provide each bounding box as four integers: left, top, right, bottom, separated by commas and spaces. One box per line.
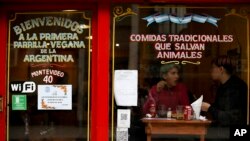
143, 63, 190, 116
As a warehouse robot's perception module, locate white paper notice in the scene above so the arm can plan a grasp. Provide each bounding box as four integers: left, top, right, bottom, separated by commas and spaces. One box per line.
191, 95, 203, 119
117, 109, 131, 128
116, 128, 128, 141
38, 85, 72, 110
114, 70, 138, 106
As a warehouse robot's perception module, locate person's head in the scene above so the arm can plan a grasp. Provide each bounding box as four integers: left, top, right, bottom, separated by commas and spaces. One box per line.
160, 63, 180, 87
210, 55, 236, 81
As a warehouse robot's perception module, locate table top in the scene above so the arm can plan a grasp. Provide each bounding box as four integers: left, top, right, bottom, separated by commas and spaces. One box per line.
141, 118, 212, 125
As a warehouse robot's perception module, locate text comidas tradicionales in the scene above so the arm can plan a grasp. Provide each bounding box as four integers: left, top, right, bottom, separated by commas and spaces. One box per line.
130, 34, 233, 42
129, 34, 234, 60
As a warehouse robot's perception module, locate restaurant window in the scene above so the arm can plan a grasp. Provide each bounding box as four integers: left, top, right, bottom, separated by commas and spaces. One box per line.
111, 4, 249, 141
7, 11, 91, 141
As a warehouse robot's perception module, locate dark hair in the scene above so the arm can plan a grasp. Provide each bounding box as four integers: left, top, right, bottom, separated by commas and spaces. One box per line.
211, 55, 236, 75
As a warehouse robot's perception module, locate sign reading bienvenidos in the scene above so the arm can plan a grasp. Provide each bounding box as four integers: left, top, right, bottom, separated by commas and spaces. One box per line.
10, 14, 87, 63
9, 12, 90, 110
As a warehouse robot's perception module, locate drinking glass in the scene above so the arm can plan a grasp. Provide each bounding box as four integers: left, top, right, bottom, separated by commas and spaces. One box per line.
176, 105, 184, 120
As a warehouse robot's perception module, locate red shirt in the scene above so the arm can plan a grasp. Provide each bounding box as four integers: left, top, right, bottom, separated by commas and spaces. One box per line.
143, 83, 190, 115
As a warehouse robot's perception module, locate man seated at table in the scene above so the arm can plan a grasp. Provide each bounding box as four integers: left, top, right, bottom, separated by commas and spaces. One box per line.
201, 56, 247, 141
143, 63, 190, 117
202, 55, 247, 126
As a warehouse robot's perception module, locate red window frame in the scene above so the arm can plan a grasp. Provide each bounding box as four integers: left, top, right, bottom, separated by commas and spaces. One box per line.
0, 1, 250, 141
0, 2, 110, 141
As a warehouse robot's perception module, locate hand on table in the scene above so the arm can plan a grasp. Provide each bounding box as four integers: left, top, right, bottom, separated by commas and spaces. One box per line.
201, 102, 211, 112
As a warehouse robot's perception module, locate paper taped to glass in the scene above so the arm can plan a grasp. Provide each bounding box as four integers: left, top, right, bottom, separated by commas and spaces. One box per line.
191, 95, 203, 119
114, 70, 138, 106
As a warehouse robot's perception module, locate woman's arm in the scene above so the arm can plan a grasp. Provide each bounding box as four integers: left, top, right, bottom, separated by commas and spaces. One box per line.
142, 86, 157, 115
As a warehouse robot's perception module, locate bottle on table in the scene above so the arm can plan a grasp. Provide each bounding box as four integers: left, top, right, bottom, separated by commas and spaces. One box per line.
167, 107, 172, 119
149, 103, 156, 118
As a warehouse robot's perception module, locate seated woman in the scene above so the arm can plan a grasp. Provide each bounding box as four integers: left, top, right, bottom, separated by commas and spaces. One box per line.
143, 63, 190, 116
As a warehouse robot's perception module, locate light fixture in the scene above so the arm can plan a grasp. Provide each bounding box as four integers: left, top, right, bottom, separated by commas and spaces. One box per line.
85, 36, 93, 40
63, 10, 78, 12
80, 24, 90, 29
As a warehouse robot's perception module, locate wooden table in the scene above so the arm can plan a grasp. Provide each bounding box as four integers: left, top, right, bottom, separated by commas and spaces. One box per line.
142, 118, 211, 141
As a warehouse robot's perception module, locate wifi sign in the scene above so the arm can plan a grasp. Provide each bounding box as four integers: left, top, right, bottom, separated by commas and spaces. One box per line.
10, 81, 36, 93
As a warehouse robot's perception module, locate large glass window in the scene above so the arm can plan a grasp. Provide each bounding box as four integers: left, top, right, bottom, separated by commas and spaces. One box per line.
111, 5, 249, 141
7, 11, 91, 141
